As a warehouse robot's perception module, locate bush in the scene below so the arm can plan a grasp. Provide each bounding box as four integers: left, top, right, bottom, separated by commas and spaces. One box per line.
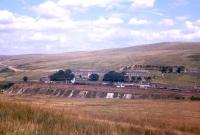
0, 68, 14, 73
23, 76, 28, 82
160, 66, 173, 73
190, 96, 200, 101
0, 82, 14, 90
65, 69, 75, 82
49, 69, 75, 82
175, 96, 185, 100
89, 74, 99, 81
49, 70, 66, 81
103, 71, 125, 82
131, 76, 142, 83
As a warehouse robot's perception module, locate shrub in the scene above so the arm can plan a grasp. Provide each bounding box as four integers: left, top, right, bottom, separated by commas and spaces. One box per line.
175, 96, 185, 100
190, 96, 200, 101
49, 69, 75, 82
23, 76, 28, 82
103, 71, 125, 82
0, 82, 14, 90
65, 69, 75, 82
89, 74, 99, 81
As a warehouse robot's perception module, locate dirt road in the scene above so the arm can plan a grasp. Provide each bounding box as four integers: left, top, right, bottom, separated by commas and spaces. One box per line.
0, 62, 59, 72
0, 62, 24, 72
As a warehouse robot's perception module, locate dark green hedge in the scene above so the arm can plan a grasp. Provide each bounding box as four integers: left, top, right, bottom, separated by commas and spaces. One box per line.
0, 82, 14, 90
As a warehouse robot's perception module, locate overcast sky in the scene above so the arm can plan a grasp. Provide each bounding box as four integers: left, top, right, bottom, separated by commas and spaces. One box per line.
0, 0, 200, 54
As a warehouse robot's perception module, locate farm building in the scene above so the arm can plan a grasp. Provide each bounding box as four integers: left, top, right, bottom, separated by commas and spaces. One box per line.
39, 77, 50, 83
73, 70, 107, 80
125, 70, 151, 81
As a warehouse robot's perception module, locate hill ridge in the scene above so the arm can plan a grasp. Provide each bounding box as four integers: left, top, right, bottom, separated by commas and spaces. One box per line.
0, 42, 200, 71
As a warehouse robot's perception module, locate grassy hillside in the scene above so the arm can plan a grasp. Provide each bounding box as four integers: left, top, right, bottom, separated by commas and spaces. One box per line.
0, 42, 200, 86
1, 42, 200, 70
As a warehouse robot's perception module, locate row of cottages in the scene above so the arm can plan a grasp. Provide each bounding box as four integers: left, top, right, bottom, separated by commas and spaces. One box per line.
73, 70, 151, 81
124, 65, 187, 73
39, 70, 151, 83
39, 70, 108, 83
72, 70, 108, 81
125, 70, 151, 80
185, 67, 199, 73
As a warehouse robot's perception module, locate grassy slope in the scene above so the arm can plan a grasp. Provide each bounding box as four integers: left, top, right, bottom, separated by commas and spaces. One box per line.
1, 42, 200, 70
152, 72, 200, 87
0, 42, 200, 86
1, 95, 200, 135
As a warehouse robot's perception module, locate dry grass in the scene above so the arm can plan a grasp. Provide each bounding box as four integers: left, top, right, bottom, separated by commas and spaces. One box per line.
0, 95, 200, 135
151, 71, 200, 87
0, 97, 133, 135
1, 42, 200, 70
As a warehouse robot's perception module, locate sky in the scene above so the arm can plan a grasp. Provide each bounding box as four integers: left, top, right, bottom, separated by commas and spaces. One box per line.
0, 0, 200, 54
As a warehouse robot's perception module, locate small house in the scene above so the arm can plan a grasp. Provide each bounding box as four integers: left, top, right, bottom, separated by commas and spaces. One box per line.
39, 77, 50, 83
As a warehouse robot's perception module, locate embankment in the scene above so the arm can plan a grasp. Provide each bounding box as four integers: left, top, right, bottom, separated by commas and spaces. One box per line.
5, 82, 200, 100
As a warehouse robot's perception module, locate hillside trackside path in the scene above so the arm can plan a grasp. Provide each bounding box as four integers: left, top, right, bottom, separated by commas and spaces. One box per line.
0, 62, 59, 72
0, 62, 24, 72
33, 69, 60, 72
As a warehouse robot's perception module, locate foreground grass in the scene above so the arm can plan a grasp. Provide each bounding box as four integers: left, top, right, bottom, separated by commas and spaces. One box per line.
0, 100, 132, 135
0, 99, 167, 135
0, 96, 200, 135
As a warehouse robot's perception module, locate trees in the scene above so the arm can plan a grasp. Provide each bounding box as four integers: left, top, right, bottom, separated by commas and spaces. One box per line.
65, 69, 75, 82
144, 76, 151, 82
49, 69, 75, 82
131, 76, 137, 82
103, 71, 125, 82
137, 77, 142, 82
176, 66, 185, 73
49, 70, 66, 81
89, 73, 99, 81
23, 76, 28, 82
160, 66, 185, 73
177, 67, 181, 73
131, 76, 142, 83
160, 66, 173, 73
0, 82, 14, 90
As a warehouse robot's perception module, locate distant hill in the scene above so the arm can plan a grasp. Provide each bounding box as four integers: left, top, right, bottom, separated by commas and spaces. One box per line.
1, 42, 200, 70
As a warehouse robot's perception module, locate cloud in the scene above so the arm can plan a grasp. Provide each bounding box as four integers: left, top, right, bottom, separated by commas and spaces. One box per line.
0, 8, 126, 53
17, 0, 26, 5
159, 18, 175, 26
0, 0, 199, 54
173, 0, 189, 6
185, 20, 200, 31
175, 16, 188, 21
32, 1, 70, 18
57, 0, 156, 10
131, 0, 156, 9
57, 0, 118, 8
94, 17, 124, 26
130, 27, 200, 42
128, 18, 150, 25
0, 10, 15, 24
131, 30, 162, 41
